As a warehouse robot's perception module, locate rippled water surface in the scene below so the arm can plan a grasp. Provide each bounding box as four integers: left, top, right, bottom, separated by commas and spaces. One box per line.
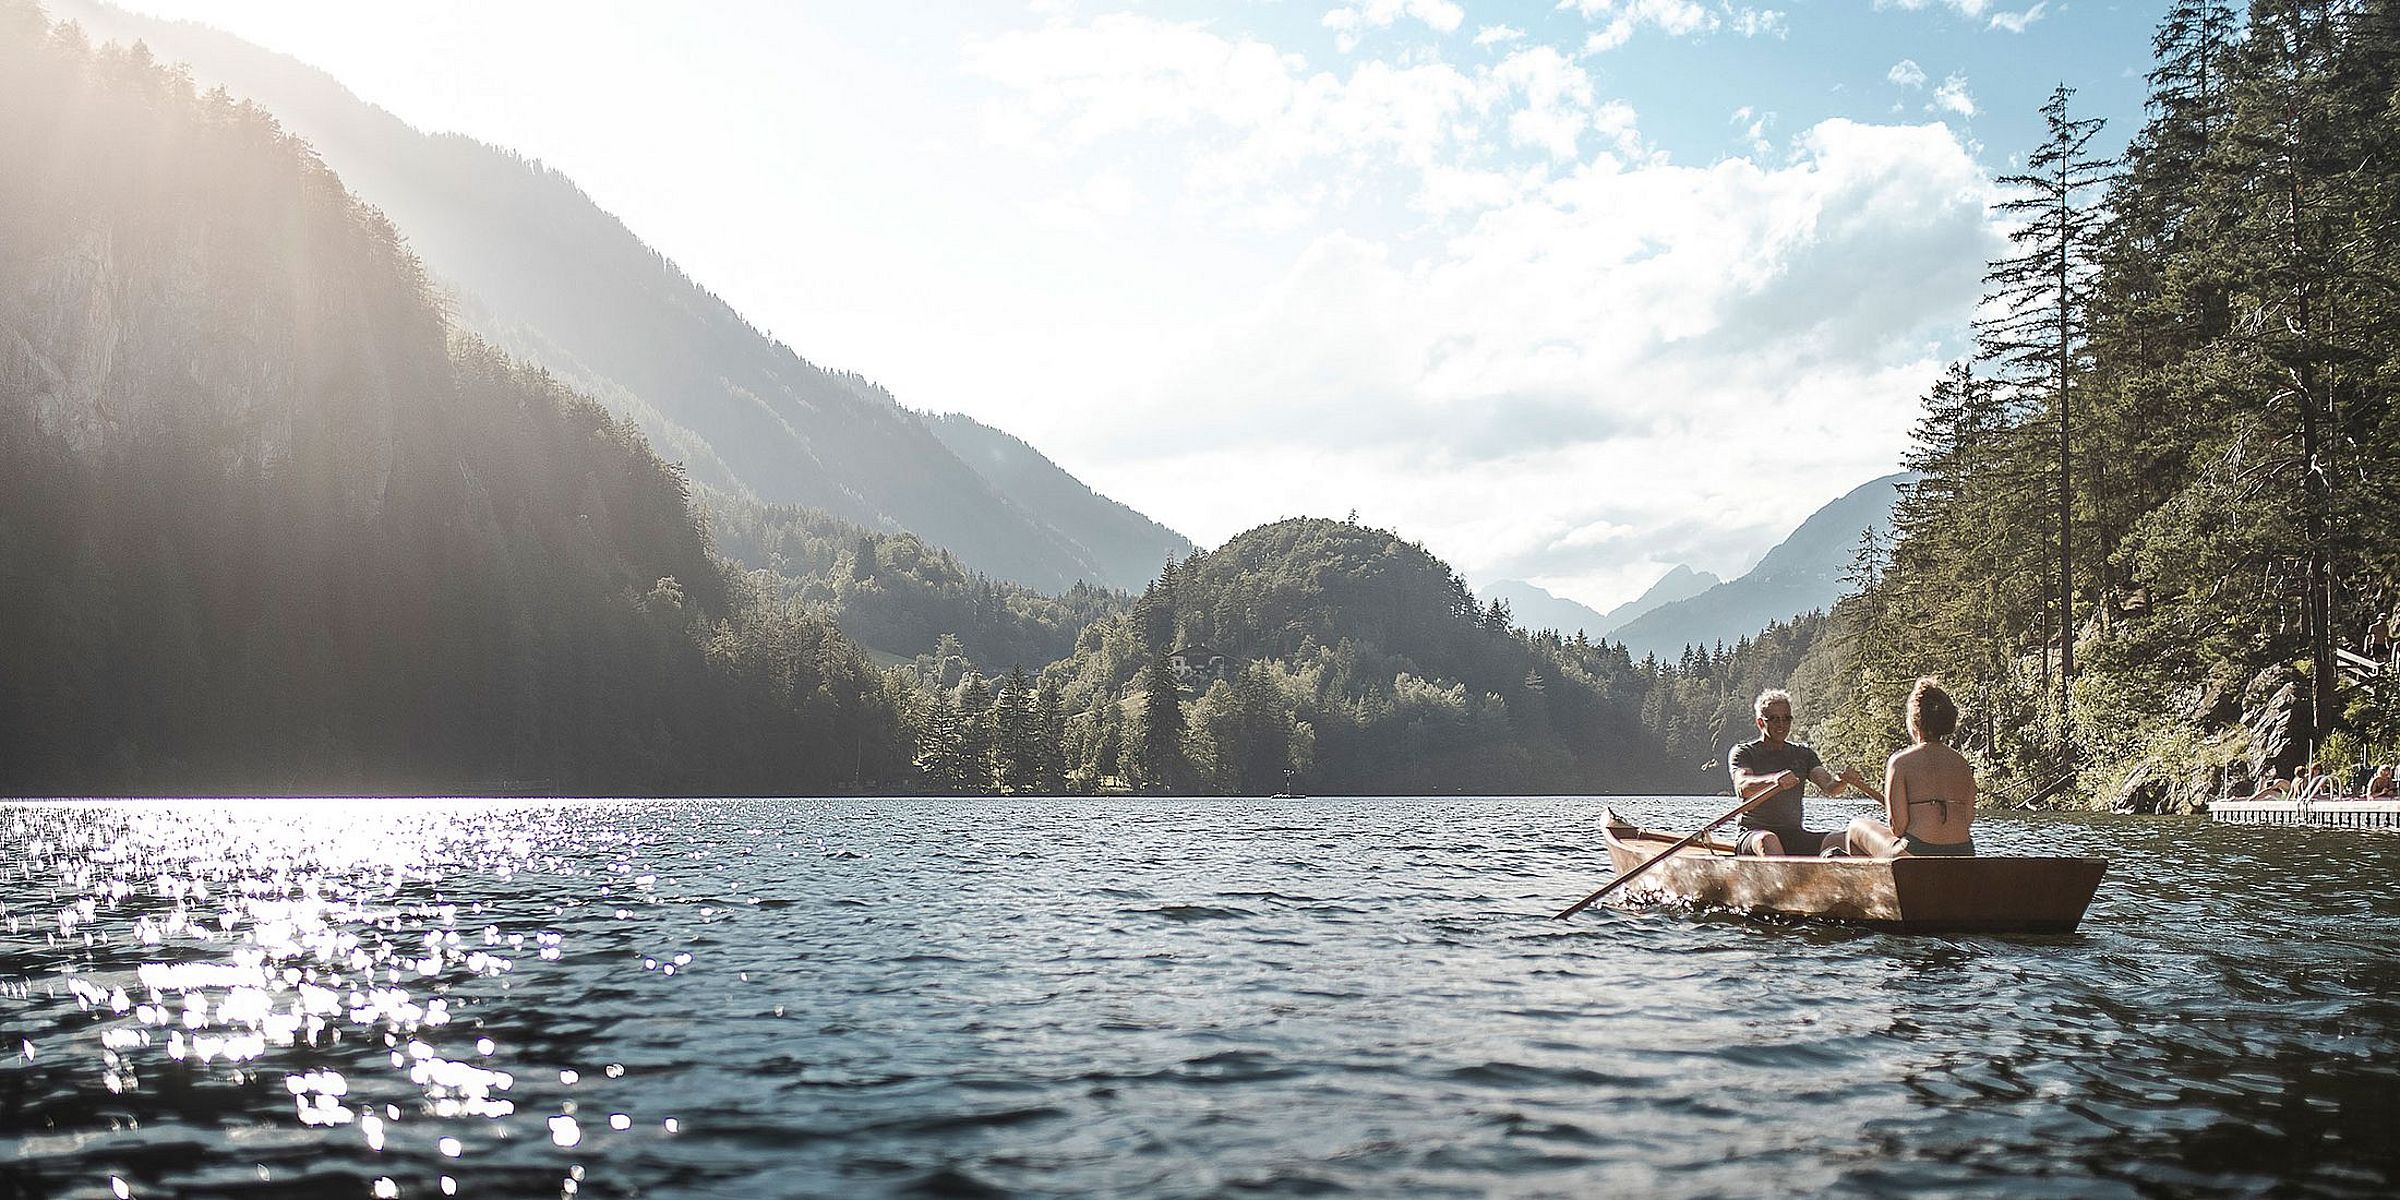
4, 796, 2398, 1198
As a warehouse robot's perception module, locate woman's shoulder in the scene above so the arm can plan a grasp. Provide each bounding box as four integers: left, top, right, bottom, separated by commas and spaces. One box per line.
1895, 741, 1972, 775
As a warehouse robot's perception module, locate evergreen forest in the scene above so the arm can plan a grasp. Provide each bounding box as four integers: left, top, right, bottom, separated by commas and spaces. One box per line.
1796, 0, 2400, 810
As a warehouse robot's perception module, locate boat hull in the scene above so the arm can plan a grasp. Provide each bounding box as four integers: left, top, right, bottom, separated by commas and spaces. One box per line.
1601, 812, 2107, 933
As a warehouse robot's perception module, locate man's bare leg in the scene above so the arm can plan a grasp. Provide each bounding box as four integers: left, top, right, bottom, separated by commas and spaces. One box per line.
1845, 817, 1909, 859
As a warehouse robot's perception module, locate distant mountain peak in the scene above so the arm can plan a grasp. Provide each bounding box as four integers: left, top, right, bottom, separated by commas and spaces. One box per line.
1482, 580, 1611, 638
1607, 471, 1916, 659
1594, 565, 1722, 634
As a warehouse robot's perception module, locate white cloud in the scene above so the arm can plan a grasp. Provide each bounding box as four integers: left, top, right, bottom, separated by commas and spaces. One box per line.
1887, 58, 1927, 88
1059, 120, 2000, 590
1874, 0, 2041, 24
1323, 0, 1467, 53
1931, 73, 1975, 117
970, 16, 1633, 222
970, 14, 2001, 601
1872, 0, 1995, 15
1985, 2, 2046, 33
1474, 24, 1527, 46
1564, 0, 1785, 54
1729, 106, 1775, 154
1728, 7, 1789, 38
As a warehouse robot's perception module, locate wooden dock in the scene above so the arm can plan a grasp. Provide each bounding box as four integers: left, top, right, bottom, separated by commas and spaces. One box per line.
2211, 798, 2400, 828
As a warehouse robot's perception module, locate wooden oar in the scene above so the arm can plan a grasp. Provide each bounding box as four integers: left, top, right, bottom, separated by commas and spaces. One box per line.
1552, 789, 1776, 920
1552, 771, 1886, 920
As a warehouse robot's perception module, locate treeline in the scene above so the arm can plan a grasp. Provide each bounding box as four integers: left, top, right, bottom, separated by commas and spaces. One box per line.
1616, 614, 1834, 788
939, 518, 1685, 795
1810, 0, 2400, 807
704, 490, 1129, 672
0, 9, 909, 795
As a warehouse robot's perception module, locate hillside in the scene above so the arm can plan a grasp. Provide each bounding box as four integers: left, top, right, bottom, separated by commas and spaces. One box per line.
49, 0, 1190, 594
1043, 519, 1681, 794
705, 489, 1129, 672
1609, 472, 1915, 659
923, 412, 1193, 589
0, 8, 908, 794
1482, 580, 1613, 639
1484, 567, 1721, 640
1593, 565, 1723, 634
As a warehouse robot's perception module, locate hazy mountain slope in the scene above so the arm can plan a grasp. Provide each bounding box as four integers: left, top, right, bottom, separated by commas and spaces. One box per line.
51, 0, 1184, 594
1594, 565, 1722, 633
704, 487, 1131, 670
1487, 567, 1721, 642
1482, 580, 1613, 638
1609, 472, 1916, 660
0, 9, 907, 794
923, 412, 1193, 589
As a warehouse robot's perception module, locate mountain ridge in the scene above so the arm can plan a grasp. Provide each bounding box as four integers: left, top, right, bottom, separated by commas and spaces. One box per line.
1608, 471, 1916, 660
50, 0, 1191, 594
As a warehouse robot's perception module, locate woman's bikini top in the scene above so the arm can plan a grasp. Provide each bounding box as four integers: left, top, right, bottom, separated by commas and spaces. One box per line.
1908, 796, 1963, 822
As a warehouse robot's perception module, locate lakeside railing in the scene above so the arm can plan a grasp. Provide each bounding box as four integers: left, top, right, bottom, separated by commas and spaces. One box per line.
2210, 798, 2400, 828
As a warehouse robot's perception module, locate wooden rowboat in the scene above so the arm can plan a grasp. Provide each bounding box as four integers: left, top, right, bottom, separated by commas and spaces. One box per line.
1601, 808, 2108, 933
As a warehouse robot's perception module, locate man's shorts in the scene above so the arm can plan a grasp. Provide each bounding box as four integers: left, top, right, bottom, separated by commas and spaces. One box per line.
1735, 827, 1834, 856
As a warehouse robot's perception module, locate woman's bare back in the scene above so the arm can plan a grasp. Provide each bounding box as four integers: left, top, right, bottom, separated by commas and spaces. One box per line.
1889, 740, 1976, 843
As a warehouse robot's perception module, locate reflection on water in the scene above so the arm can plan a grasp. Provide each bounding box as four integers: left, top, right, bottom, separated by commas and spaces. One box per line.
2, 797, 2396, 1197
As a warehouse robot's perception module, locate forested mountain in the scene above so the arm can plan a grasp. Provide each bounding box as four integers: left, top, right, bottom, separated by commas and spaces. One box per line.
705, 489, 1130, 672
1022, 519, 1684, 794
0, 6, 911, 794
47, 0, 1190, 594
1806, 0, 2400, 812
1608, 472, 1914, 659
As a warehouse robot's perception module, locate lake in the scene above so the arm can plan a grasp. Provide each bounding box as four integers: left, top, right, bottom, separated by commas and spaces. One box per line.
3, 796, 2396, 1198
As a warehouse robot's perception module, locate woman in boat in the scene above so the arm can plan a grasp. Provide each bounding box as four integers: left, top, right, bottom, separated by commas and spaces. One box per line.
1845, 677, 1975, 858
2368, 765, 2395, 800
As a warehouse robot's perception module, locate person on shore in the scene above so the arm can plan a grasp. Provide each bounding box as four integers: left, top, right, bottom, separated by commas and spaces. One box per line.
1845, 678, 1976, 858
2294, 762, 2333, 802
1727, 688, 1868, 856
2242, 769, 2290, 802
2369, 765, 2395, 800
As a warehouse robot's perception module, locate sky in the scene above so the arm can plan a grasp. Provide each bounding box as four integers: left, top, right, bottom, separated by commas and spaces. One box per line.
97, 0, 2166, 611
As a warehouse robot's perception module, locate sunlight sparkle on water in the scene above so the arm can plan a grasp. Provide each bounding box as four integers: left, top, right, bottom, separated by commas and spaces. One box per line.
6, 800, 672, 1196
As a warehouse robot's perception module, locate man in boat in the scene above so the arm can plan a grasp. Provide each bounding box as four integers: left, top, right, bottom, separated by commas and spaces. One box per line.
1727, 688, 1868, 856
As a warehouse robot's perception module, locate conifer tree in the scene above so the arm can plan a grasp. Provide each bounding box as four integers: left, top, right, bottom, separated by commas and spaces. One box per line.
1034, 676, 1068, 792
954, 673, 996, 790
993, 665, 1041, 792
1135, 655, 1186, 791
1976, 84, 2114, 753
2198, 0, 2389, 733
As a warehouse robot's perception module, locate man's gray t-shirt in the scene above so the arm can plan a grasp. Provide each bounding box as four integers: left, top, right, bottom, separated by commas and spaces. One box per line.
1729, 738, 1824, 835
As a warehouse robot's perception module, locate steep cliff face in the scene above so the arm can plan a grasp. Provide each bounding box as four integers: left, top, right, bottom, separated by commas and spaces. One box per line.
0, 29, 438, 518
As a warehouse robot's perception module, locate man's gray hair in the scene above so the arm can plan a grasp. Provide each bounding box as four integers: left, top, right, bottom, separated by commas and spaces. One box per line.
1754, 688, 1793, 720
